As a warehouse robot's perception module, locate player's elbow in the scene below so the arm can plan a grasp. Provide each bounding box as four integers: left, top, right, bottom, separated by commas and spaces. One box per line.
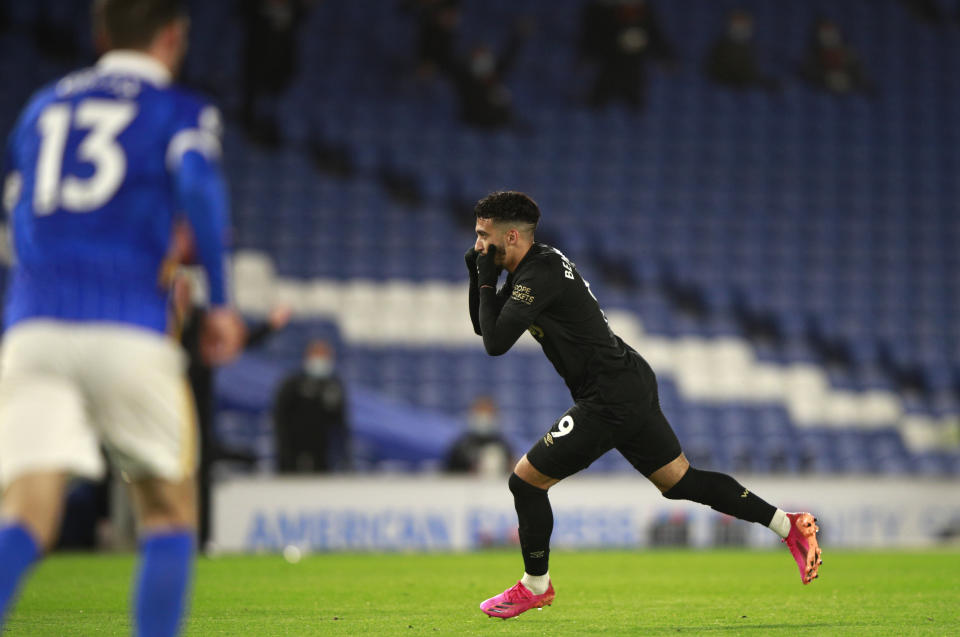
482, 338, 510, 357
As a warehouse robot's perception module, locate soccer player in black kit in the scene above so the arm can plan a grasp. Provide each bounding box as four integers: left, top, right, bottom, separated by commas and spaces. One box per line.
467, 192, 822, 619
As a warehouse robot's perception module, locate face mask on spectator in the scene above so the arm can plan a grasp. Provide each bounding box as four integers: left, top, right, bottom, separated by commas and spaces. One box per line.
468, 412, 498, 435
729, 20, 753, 42
304, 356, 334, 378
818, 26, 841, 48
471, 52, 495, 77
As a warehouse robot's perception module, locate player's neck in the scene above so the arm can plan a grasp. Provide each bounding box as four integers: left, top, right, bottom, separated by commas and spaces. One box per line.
505, 241, 533, 273
143, 44, 179, 78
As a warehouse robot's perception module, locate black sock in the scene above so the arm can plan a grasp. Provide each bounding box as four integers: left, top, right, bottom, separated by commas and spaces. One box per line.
663, 467, 776, 526
508, 473, 553, 576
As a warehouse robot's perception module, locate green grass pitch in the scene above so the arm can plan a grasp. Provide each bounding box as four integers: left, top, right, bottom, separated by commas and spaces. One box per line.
5, 549, 959, 636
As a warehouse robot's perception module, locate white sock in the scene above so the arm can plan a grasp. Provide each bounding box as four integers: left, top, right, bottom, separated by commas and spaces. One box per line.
769, 509, 790, 539
520, 572, 550, 595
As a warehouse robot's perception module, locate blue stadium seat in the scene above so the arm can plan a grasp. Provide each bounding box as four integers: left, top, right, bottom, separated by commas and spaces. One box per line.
3, 0, 956, 475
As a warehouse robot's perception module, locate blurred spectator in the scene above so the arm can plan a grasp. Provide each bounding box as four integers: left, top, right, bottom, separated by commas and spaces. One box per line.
397, 4, 531, 129
451, 21, 531, 129
445, 396, 514, 477
168, 221, 291, 548
172, 273, 291, 549
899, 0, 951, 25
240, 0, 311, 145
400, 0, 462, 77
704, 10, 779, 92
273, 340, 351, 473
580, 0, 676, 111
800, 19, 875, 96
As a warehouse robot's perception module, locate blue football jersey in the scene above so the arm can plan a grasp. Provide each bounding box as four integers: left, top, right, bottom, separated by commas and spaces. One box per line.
2, 51, 230, 333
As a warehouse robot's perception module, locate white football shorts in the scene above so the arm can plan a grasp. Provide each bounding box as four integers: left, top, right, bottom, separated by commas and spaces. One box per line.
0, 320, 197, 487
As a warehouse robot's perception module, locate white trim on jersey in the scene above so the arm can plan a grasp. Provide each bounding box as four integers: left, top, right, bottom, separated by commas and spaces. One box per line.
166, 128, 223, 171
96, 50, 172, 87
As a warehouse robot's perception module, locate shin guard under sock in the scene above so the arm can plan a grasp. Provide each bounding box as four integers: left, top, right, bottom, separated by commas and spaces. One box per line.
663, 467, 776, 526
508, 473, 553, 577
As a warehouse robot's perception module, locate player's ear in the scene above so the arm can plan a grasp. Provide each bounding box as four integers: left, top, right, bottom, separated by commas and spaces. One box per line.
94, 29, 110, 55
155, 16, 187, 51
92, 10, 110, 53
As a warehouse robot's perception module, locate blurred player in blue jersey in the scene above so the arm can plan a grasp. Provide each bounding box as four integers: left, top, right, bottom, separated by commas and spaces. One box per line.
0, 1, 245, 634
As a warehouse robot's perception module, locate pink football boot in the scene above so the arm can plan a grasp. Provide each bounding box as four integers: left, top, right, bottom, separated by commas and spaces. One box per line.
784, 512, 822, 584
480, 580, 555, 619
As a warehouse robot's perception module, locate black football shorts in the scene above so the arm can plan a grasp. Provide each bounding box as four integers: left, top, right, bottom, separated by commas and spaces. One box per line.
525, 371, 682, 479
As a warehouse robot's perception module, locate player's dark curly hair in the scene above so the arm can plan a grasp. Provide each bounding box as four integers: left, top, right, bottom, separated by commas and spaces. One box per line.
93, 0, 186, 50
474, 191, 541, 232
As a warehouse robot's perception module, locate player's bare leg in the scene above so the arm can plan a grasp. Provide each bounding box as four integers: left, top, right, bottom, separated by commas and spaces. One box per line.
654, 453, 822, 584
648, 453, 690, 493
130, 476, 197, 531
514, 454, 559, 490
0, 471, 68, 625
480, 455, 558, 619
129, 477, 198, 637
0, 471, 69, 550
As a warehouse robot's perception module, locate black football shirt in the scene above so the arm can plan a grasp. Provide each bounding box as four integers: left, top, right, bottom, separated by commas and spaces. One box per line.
491, 242, 649, 404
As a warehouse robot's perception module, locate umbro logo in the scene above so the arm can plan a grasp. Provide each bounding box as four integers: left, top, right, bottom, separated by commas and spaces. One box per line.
740, 489, 750, 498
543, 433, 554, 446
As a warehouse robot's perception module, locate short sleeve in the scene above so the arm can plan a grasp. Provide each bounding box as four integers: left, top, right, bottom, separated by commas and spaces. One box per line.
499, 257, 564, 325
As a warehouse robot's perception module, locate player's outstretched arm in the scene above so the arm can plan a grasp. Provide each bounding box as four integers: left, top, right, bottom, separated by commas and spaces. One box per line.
477, 246, 528, 356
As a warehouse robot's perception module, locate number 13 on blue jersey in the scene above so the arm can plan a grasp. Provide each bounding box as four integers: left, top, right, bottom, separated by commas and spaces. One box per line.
33, 99, 137, 215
